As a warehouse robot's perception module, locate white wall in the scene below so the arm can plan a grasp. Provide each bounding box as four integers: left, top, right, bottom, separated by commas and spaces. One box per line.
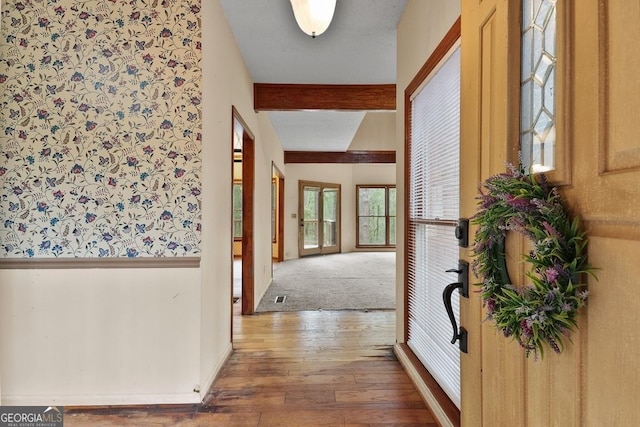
251, 111, 286, 307
395, 0, 460, 341
200, 0, 285, 396
348, 112, 396, 151
353, 163, 396, 185
0, 0, 284, 405
0, 268, 201, 405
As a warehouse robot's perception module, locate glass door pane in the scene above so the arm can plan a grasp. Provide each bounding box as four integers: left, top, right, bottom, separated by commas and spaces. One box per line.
233, 182, 243, 239
300, 185, 321, 256
299, 181, 340, 257
322, 187, 339, 252
389, 187, 396, 245
358, 187, 387, 246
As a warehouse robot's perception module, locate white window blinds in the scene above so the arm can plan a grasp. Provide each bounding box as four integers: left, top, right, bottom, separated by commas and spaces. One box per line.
407, 45, 461, 409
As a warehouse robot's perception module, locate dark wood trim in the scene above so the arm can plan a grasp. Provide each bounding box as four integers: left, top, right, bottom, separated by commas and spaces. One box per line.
405, 17, 461, 96
241, 127, 255, 316
396, 343, 461, 427
284, 150, 395, 164
231, 107, 255, 317
276, 168, 285, 262
254, 83, 396, 111
355, 184, 397, 249
0, 257, 200, 269
404, 17, 461, 343
404, 100, 411, 343
231, 106, 255, 141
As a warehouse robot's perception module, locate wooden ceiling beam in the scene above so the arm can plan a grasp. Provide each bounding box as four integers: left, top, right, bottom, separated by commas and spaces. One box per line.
284, 150, 395, 164
254, 83, 396, 111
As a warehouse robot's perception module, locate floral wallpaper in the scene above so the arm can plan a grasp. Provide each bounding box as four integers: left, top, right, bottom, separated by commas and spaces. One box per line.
0, 0, 202, 258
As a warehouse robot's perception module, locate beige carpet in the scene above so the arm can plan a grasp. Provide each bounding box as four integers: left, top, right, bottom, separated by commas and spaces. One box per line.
256, 251, 396, 312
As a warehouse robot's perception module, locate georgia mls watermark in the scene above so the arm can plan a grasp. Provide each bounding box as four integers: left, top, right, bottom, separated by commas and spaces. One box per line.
0, 407, 63, 427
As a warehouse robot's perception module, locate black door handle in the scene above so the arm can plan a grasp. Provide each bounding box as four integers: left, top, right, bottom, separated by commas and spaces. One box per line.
445, 260, 469, 298
442, 282, 468, 353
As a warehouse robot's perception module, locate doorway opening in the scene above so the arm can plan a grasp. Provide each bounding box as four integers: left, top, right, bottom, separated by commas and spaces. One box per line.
271, 163, 285, 264
231, 107, 255, 317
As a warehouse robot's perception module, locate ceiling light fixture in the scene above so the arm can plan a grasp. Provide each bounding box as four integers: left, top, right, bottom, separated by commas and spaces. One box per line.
290, 0, 337, 38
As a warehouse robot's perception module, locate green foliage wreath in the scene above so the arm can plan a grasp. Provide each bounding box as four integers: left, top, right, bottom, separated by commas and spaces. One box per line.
472, 164, 596, 359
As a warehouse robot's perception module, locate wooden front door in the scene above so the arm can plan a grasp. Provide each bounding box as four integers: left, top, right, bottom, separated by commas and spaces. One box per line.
460, 0, 640, 425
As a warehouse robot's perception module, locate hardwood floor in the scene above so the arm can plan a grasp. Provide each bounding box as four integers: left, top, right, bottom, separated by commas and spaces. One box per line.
66, 309, 438, 426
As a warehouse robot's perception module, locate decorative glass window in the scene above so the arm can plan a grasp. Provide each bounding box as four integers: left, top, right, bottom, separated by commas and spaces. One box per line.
520, 0, 557, 174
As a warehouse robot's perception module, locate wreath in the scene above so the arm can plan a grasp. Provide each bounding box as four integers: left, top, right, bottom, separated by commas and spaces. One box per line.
472, 164, 596, 359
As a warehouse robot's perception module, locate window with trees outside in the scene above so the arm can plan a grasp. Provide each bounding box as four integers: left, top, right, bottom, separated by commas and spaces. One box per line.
233, 181, 242, 239
356, 185, 396, 247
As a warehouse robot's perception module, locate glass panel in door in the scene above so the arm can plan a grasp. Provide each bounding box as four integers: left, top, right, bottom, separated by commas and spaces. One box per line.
322, 187, 339, 252
389, 187, 396, 245
301, 184, 320, 255
299, 181, 340, 257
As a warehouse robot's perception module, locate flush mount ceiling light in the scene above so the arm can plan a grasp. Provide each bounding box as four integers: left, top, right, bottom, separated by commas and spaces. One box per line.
290, 0, 337, 38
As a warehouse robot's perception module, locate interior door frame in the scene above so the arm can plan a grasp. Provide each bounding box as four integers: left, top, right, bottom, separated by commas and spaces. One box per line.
272, 162, 285, 263
231, 107, 255, 316
298, 180, 341, 257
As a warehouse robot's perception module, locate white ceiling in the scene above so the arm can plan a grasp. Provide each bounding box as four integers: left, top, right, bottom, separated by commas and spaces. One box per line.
218, 0, 407, 151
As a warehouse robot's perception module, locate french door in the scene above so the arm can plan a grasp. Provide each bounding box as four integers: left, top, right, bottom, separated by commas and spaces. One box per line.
298, 181, 340, 257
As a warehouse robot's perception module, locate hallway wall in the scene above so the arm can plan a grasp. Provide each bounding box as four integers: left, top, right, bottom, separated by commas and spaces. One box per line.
0, 268, 201, 405
0, 0, 204, 405
0, 0, 284, 405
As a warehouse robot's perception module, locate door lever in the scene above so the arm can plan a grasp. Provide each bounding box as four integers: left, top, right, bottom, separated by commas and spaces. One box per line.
442, 282, 468, 353
445, 260, 469, 298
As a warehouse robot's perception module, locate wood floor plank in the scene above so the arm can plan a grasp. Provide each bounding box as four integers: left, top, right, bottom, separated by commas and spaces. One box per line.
66, 310, 438, 426
207, 389, 286, 406
256, 409, 345, 426
335, 388, 425, 403
284, 390, 336, 405
213, 373, 356, 389
354, 372, 414, 384
342, 408, 437, 425
66, 412, 262, 427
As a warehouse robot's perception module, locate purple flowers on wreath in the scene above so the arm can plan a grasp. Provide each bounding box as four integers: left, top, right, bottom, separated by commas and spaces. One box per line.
471, 163, 596, 359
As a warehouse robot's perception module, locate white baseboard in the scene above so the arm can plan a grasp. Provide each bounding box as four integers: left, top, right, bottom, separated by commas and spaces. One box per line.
254, 277, 272, 311
1, 392, 201, 407
199, 342, 233, 401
